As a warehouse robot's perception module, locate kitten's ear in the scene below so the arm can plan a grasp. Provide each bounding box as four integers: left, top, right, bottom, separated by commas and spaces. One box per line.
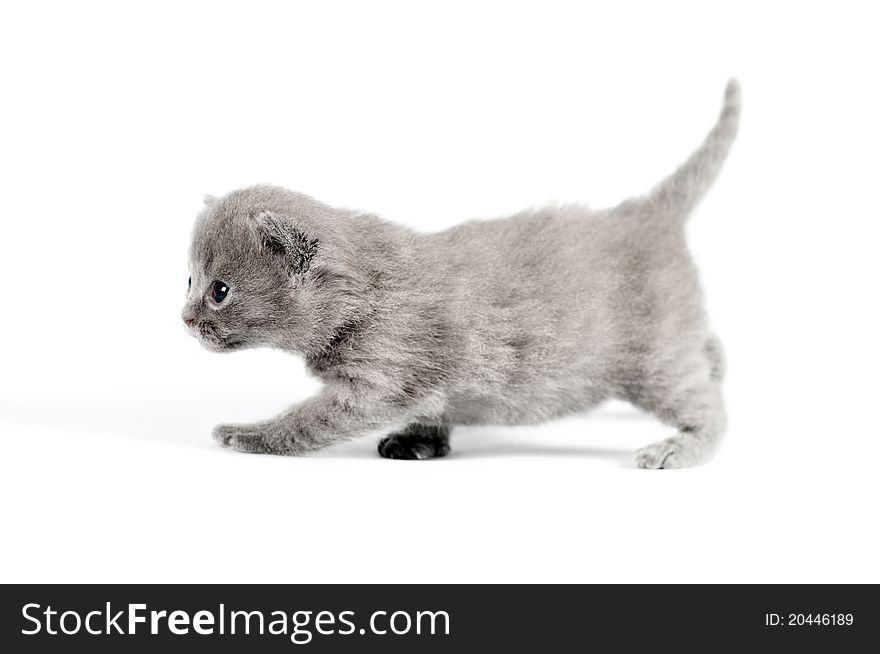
203, 194, 218, 207
254, 211, 318, 275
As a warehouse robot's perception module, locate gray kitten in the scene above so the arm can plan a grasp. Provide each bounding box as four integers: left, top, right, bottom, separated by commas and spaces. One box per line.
182, 80, 740, 468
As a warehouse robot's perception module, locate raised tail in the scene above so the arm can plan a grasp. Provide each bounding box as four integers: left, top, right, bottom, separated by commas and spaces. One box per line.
647, 79, 741, 219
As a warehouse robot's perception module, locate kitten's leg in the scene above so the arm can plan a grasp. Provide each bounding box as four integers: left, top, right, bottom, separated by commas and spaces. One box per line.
633, 352, 727, 469
212, 387, 416, 456
378, 424, 451, 460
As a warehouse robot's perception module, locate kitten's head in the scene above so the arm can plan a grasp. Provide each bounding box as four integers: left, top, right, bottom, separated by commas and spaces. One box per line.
181, 185, 355, 354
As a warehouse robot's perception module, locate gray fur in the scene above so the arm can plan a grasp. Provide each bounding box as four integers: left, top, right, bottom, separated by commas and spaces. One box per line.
182, 80, 740, 468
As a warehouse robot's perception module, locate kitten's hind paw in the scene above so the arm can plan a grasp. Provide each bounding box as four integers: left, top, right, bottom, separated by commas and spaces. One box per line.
378, 429, 450, 460
634, 437, 696, 469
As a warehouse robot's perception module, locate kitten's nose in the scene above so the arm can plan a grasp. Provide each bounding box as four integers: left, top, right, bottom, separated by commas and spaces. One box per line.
182, 314, 195, 328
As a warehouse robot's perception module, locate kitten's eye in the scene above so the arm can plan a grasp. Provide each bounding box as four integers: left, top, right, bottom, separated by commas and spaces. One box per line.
211, 281, 229, 303
187, 276, 191, 290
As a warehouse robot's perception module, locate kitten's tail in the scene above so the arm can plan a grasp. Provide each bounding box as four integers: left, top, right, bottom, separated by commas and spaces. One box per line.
645, 79, 741, 220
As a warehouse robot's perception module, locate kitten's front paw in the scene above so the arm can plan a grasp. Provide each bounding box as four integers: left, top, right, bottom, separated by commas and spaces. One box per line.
378, 432, 450, 460
212, 423, 270, 453
212, 424, 238, 448
212, 422, 304, 456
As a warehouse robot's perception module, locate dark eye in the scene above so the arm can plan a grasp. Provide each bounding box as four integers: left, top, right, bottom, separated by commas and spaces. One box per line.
187, 276, 191, 290
211, 281, 229, 303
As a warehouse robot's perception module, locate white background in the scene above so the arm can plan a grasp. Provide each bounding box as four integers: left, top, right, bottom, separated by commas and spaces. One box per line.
1, 1, 878, 583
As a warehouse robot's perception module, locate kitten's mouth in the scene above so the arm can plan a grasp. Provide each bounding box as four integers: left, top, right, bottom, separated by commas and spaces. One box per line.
199, 336, 245, 352
195, 322, 245, 352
